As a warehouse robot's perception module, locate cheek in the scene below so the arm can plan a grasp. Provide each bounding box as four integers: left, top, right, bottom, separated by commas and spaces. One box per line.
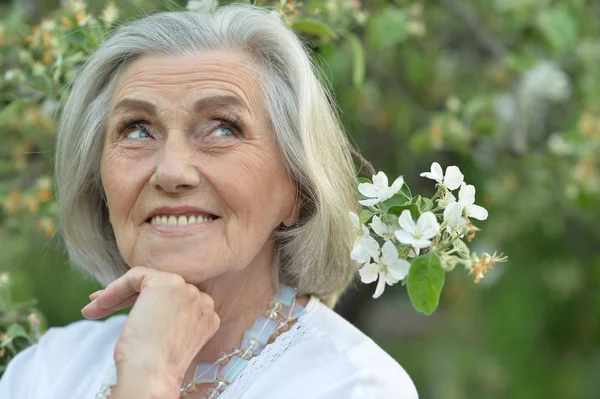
212, 147, 295, 229
101, 149, 151, 256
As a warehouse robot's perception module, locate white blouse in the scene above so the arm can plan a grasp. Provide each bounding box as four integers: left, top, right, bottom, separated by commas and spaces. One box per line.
0, 296, 418, 399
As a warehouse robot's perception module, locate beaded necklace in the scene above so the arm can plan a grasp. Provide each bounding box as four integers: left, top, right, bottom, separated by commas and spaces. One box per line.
95, 285, 305, 399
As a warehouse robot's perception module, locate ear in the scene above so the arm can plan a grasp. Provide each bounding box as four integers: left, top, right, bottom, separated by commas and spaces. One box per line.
282, 197, 301, 227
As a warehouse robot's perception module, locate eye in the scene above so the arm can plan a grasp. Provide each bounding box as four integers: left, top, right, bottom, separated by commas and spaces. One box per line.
213, 126, 235, 137
121, 120, 153, 139
127, 129, 151, 139
211, 119, 239, 138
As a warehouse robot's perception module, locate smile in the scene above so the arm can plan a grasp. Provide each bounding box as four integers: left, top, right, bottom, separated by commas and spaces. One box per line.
149, 215, 216, 226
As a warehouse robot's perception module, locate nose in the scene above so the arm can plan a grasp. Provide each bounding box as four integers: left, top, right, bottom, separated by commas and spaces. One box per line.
150, 131, 200, 194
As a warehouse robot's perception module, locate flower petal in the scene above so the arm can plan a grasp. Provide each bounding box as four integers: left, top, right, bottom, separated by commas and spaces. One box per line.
387, 259, 411, 281
398, 210, 416, 234
350, 244, 370, 264
410, 238, 433, 249
377, 187, 397, 203
444, 166, 464, 190
370, 216, 389, 238
380, 241, 398, 266
359, 263, 380, 284
458, 184, 476, 207
373, 272, 387, 298
372, 171, 389, 190
358, 182, 377, 198
358, 198, 381, 206
420, 162, 443, 183
443, 202, 463, 224
363, 235, 381, 261
390, 176, 405, 192
416, 212, 440, 239
467, 204, 488, 220
394, 229, 415, 246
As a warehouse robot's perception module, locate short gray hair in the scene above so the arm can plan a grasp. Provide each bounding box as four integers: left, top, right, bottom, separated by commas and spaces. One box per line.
55, 4, 358, 307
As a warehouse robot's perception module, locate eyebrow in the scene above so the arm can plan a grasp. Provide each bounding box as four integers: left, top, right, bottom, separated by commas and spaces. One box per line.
111, 94, 250, 116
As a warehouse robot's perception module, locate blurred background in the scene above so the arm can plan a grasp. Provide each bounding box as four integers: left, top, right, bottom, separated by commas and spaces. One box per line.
1, 0, 599, 398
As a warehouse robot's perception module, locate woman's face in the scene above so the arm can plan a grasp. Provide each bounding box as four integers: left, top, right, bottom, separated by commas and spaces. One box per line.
101, 51, 297, 283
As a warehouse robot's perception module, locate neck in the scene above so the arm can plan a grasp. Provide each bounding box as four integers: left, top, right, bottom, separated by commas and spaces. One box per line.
188, 242, 277, 368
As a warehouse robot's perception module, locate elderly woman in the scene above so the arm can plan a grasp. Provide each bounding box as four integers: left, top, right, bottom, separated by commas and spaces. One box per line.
0, 4, 417, 399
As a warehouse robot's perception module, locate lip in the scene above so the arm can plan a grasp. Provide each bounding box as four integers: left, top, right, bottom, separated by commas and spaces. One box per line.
146, 205, 219, 221
146, 217, 217, 236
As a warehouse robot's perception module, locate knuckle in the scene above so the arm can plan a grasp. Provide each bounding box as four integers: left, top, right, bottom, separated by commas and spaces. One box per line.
211, 312, 221, 330
199, 292, 215, 310
168, 273, 186, 287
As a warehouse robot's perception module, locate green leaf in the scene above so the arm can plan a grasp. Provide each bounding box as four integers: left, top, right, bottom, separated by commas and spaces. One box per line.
366, 7, 408, 49
407, 251, 445, 315
387, 204, 419, 219
537, 8, 578, 52
379, 192, 411, 213
401, 182, 412, 199
345, 32, 366, 88
292, 18, 337, 39
357, 177, 371, 185
359, 209, 374, 225
6, 323, 28, 340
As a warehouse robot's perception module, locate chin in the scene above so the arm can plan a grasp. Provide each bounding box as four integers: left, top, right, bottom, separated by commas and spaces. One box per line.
131, 251, 225, 283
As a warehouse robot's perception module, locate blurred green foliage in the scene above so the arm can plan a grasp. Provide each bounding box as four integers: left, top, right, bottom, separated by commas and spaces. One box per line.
1, 0, 599, 398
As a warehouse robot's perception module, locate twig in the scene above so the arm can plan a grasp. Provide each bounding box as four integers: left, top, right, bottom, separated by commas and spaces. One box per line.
350, 147, 376, 178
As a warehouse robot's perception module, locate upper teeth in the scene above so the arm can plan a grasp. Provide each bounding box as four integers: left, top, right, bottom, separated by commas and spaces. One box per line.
150, 215, 214, 226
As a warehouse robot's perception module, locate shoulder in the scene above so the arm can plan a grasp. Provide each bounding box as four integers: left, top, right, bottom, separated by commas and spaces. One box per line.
249, 297, 418, 399
307, 298, 418, 396
0, 315, 127, 399
32, 314, 127, 370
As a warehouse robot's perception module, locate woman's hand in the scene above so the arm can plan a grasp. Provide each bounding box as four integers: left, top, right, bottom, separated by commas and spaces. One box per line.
81, 266, 220, 398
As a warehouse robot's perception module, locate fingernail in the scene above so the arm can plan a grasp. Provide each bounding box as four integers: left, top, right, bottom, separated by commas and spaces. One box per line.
89, 290, 104, 301
82, 297, 97, 311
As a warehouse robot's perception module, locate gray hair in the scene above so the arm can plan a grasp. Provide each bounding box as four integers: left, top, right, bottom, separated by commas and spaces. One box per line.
55, 4, 358, 307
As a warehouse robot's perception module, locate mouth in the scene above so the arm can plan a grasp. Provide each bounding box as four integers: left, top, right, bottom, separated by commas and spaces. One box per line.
145, 214, 218, 227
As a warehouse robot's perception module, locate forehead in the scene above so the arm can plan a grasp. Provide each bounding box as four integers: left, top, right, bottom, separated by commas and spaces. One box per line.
110, 50, 263, 114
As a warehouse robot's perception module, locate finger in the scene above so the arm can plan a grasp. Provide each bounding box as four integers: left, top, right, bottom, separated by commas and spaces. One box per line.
81, 293, 139, 319
89, 289, 104, 301
94, 266, 153, 310
108, 293, 139, 313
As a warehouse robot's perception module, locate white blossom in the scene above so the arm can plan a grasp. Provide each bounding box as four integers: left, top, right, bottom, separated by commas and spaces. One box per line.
359, 241, 410, 298
101, 2, 119, 24
369, 215, 396, 240
443, 183, 488, 225
394, 210, 440, 249
521, 61, 570, 102
358, 171, 404, 206
186, 0, 218, 12
349, 212, 379, 265
420, 162, 464, 191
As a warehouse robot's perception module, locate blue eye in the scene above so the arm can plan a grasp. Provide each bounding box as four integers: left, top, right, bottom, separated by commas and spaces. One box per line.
214, 127, 235, 137
127, 129, 151, 139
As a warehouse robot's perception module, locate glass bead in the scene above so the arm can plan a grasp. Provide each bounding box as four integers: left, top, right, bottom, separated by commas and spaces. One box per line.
281, 302, 305, 320
217, 356, 249, 384
193, 363, 218, 384
266, 308, 279, 319
247, 315, 277, 345
216, 352, 230, 364
241, 332, 263, 356
214, 380, 228, 392
273, 285, 296, 306
207, 388, 220, 399
275, 320, 289, 331
269, 302, 283, 312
